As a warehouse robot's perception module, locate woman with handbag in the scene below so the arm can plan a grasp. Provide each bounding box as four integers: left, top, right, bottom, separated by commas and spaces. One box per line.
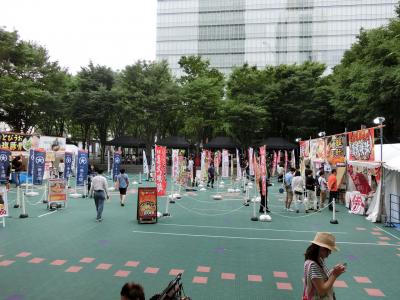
303, 232, 346, 300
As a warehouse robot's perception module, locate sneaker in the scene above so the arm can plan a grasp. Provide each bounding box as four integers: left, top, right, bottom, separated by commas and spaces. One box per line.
96, 218, 103, 222
305, 210, 309, 213
288, 208, 294, 212
121, 203, 125, 207
296, 210, 299, 213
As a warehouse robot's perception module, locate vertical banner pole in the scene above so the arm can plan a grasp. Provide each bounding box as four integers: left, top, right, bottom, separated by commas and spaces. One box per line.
19, 189, 28, 218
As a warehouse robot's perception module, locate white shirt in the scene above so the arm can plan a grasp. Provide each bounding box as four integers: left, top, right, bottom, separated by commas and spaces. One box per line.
89, 175, 109, 197
318, 176, 328, 191
58, 162, 65, 173
291, 176, 304, 193
187, 159, 194, 171
277, 166, 284, 175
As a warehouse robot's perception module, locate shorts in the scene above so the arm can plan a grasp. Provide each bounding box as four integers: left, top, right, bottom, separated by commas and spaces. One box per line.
119, 188, 127, 195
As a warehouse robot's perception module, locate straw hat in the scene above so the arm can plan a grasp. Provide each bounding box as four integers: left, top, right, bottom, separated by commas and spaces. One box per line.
311, 232, 339, 252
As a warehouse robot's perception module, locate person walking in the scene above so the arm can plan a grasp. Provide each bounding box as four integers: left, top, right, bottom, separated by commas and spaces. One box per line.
318, 170, 328, 210
207, 162, 215, 188
327, 169, 338, 211
284, 168, 295, 211
305, 170, 318, 211
89, 169, 110, 222
116, 168, 129, 206
12, 156, 23, 187
292, 170, 306, 213
303, 232, 346, 300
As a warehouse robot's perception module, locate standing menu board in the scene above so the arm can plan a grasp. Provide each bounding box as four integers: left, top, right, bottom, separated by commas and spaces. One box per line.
48, 178, 67, 203
137, 187, 157, 224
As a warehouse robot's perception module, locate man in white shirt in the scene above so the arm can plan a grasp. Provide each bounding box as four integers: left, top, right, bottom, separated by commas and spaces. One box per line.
89, 169, 110, 222
277, 164, 284, 182
318, 170, 328, 209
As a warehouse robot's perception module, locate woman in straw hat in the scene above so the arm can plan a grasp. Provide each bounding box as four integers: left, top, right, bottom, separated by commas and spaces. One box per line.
303, 232, 346, 300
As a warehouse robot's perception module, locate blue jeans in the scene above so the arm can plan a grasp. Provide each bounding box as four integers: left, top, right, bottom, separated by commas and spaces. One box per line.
94, 190, 105, 220
14, 172, 21, 187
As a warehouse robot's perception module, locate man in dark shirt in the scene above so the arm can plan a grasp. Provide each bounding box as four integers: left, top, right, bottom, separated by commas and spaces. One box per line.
207, 163, 215, 188
12, 156, 23, 187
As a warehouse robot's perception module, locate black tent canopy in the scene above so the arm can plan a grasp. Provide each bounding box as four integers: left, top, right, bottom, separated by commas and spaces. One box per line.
157, 136, 190, 148
203, 136, 238, 149
257, 137, 296, 150
106, 136, 146, 148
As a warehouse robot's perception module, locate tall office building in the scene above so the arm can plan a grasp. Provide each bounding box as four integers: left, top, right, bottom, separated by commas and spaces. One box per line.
156, 0, 398, 76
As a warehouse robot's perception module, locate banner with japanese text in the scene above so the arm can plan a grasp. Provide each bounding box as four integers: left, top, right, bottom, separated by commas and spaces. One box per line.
284, 150, 288, 172
64, 152, 73, 179
171, 149, 179, 179
137, 187, 157, 223
299, 140, 309, 158
0, 187, 9, 218
155, 145, 167, 196
33, 149, 46, 185
326, 134, 347, 166
112, 151, 121, 181
28, 149, 34, 176
214, 151, 221, 175
248, 148, 254, 176
272, 151, 277, 177
260, 146, 267, 196
0, 132, 39, 152
0, 149, 11, 182
349, 128, 375, 161
291, 150, 296, 168
348, 165, 372, 195
236, 149, 241, 179
222, 150, 229, 178
76, 150, 88, 186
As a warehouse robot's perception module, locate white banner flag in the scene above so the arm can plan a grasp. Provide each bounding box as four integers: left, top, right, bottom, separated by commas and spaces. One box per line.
222, 150, 229, 178
236, 149, 241, 179
151, 149, 155, 174
143, 150, 149, 175
249, 148, 254, 176
291, 150, 296, 168
172, 149, 179, 179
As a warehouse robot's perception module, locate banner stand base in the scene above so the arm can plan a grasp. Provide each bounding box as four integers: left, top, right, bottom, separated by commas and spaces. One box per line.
330, 219, 339, 224
251, 216, 258, 221
13, 204, 20, 208
19, 213, 28, 218
163, 213, 171, 217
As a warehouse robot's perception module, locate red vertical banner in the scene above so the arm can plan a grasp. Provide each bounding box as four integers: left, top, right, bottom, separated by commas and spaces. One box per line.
155, 145, 167, 196
260, 145, 266, 196
299, 141, 309, 158
349, 128, 375, 161
284, 150, 288, 172
272, 151, 277, 176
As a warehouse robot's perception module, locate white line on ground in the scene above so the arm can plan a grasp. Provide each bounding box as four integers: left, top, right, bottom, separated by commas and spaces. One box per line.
157, 223, 348, 234
131, 230, 398, 246
37, 211, 57, 218
376, 226, 400, 241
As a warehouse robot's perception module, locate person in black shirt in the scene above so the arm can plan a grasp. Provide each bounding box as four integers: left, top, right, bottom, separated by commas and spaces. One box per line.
207, 163, 215, 188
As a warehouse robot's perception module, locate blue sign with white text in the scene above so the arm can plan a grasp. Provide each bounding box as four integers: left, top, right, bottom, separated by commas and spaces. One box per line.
0, 149, 11, 182
33, 150, 45, 185
76, 150, 88, 186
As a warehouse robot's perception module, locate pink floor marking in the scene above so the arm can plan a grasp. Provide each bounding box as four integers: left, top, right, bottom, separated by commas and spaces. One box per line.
96, 263, 112, 270
80, 257, 95, 263
371, 232, 382, 235
276, 282, 293, 290
50, 260, 67, 266
169, 269, 184, 276
0, 260, 15, 266
28, 258, 45, 264
273, 271, 288, 278
333, 280, 348, 288
248, 275, 263, 282
65, 266, 82, 273
16, 252, 31, 258
356, 227, 366, 230
144, 267, 159, 274
221, 273, 236, 280
364, 288, 385, 297
378, 236, 390, 241
114, 270, 131, 277
196, 266, 211, 273
125, 261, 140, 267
192, 276, 208, 284
354, 276, 372, 283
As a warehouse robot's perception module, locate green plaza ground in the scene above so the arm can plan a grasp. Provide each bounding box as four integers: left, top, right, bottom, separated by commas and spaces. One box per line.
0, 175, 399, 300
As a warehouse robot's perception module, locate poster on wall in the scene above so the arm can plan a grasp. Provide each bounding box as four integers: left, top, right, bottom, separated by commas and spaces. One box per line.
137, 187, 157, 223
0, 187, 9, 218
39, 136, 66, 152
348, 128, 375, 161
155, 145, 167, 196
48, 179, 67, 203
309, 138, 325, 160
326, 134, 347, 166
0, 132, 39, 152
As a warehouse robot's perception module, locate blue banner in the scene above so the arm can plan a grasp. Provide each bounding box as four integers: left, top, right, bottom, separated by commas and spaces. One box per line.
33, 149, 46, 185
0, 149, 11, 182
113, 152, 121, 181
28, 149, 34, 176
76, 150, 88, 186
64, 152, 73, 179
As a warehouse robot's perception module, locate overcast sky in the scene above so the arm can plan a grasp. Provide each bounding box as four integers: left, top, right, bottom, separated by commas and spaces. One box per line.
0, 0, 157, 74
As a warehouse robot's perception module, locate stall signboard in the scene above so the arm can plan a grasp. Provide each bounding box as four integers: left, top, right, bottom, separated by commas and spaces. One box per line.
76, 150, 88, 186
137, 187, 157, 223
350, 193, 366, 215
48, 178, 67, 203
299, 140, 309, 158
155, 145, 167, 196
309, 138, 325, 160
0, 132, 39, 152
348, 165, 372, 195
0, 187, 9, 217
0, 149, 11, 182
33, 149, 46, 185
326, 134, 347, 166
39, 136, 66, 152
349, 128, 375, 161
